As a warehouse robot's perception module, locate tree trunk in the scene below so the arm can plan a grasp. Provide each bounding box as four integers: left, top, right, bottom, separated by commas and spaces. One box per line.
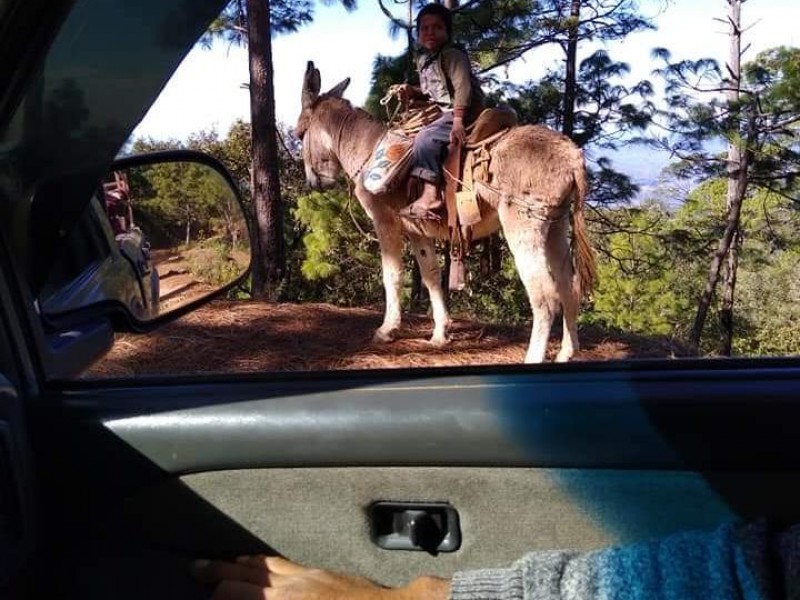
719, 0, 743, 356
562, 0, 581, 139
247, 0, 285, 300
719, 230, 741, 355
688, 199, 742, 354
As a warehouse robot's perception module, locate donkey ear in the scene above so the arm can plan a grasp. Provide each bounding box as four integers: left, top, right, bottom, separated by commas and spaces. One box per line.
302, 60, 321, 109
325, 77, 351, 99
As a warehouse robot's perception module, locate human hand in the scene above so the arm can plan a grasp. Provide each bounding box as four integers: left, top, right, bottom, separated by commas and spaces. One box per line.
193, 555, 450, 600
394, 84, 415, 103
450, 117, 466, 146
393, 84, 427, 105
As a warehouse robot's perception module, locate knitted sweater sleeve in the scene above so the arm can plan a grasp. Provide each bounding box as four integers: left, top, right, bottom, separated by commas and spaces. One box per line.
449, 521, 783, 600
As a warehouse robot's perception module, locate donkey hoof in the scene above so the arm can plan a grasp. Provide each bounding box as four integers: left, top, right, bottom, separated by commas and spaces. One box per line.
428, 334, 450, 347
372, 329, 397, 344
555, 348, 574, 363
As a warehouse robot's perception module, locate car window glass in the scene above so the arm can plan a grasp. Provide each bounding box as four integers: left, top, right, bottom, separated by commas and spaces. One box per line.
39, 195, 112, 306
26, 0, 796, 379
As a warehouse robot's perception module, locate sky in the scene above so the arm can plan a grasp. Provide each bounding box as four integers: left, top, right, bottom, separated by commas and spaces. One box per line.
131, 0, 798, 183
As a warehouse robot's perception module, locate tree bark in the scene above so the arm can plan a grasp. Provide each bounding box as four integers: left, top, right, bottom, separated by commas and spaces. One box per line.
247, 0, 285, 300
720, 229, 741, 355
562, 0, 581, 139
719, 0, 743, 356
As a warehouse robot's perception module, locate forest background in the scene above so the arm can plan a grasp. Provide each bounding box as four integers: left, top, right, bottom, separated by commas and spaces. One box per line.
127, 0, 800, 358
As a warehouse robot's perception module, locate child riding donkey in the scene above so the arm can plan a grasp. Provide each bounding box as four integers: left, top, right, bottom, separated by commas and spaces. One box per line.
396, 3, 485, 221
295, 5, 595, 363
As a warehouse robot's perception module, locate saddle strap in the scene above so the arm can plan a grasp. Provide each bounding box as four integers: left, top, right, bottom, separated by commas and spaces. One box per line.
463, 126, 511, 193
444, 141, 467, 291
444, 142, 462, 233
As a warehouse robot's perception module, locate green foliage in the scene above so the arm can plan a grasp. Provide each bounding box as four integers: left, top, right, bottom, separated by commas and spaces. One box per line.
587, 178, 800, 357
653, 44, 800, 189
745, 46, 800, 116
188, 121, 253, 203
184, 238, 249, 287
292, 190, 384, 306
449, 240, 530, 325
734, 251, 800, 356
203, 0, 356, 45
127, 161, 233, 247
457, 0, 653, 73
590, 205, 697, 338
134, 4, 800, 359
678, 182, 800, 356
453, 0, 542, 71
744, 46, 800, 195
365, 53, 417, 119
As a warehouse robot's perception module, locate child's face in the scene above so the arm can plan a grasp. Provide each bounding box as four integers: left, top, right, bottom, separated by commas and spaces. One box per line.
418, 14, 448, 51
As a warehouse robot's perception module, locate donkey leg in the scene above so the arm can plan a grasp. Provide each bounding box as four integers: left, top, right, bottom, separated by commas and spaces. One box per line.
499, 206, 558, 364
556, 290, 579, 363
408, 234, 450, 346
525, 283, 557, 364
373, 222, 405, 343
549, 219, 580, 363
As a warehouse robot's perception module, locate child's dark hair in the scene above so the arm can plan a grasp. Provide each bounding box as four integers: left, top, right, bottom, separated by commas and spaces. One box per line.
415, 3, 453, 41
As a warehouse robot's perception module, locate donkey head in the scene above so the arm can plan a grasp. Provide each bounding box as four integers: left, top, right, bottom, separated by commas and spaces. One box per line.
296, 61, 351, 190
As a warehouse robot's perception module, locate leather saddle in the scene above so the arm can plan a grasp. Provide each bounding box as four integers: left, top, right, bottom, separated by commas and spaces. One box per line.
443, 106, 518, 289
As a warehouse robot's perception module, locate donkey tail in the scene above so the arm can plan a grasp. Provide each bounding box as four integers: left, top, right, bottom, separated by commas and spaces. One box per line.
570, 159, 597, 300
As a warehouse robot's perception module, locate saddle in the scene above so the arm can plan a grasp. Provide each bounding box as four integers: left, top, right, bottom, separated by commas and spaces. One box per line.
444, 106, 518, 289
363, 104, 518, 289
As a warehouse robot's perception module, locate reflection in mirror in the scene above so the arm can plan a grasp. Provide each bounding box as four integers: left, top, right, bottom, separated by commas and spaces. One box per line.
39, 159, 250, 324
118, 161, 250, 316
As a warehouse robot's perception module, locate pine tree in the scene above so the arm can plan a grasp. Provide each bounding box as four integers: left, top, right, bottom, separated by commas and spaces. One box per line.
204, 0, 356, 300
652, 2, 800, 354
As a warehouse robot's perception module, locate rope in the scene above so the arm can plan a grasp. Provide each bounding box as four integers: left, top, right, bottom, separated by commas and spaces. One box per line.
442, 166, 570, 224
346, 183, 377, 242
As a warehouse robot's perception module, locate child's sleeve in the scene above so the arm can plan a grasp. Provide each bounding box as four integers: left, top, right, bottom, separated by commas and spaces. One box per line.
441, 47, 473, 115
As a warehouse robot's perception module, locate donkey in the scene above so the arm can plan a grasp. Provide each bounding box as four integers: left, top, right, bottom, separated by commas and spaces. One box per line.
296, 61, 596, 363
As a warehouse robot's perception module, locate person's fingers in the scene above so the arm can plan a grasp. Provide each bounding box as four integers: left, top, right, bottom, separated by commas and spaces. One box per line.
192, 559, 271, 586
210, 580, 269, 600
233, 555, 309, 576
263, 556, 309, 576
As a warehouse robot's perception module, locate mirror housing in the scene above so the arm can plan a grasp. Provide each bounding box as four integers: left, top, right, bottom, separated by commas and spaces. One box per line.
38, 150, 251, 332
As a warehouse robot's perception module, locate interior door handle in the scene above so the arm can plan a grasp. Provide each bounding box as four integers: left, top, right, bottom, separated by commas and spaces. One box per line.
369, 502, 461, 554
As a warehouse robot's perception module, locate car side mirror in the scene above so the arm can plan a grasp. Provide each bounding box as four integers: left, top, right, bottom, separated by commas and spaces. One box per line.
38, 150, 251, 330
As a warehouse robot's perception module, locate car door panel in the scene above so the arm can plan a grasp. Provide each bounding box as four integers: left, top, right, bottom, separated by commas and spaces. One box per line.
179, 466, 748, 587
0, 381, 35, 594
58, 365, 800, 472
31, 365, 800, 598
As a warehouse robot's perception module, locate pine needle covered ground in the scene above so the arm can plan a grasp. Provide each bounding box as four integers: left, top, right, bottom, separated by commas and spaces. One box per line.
84, 300, 686, 378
